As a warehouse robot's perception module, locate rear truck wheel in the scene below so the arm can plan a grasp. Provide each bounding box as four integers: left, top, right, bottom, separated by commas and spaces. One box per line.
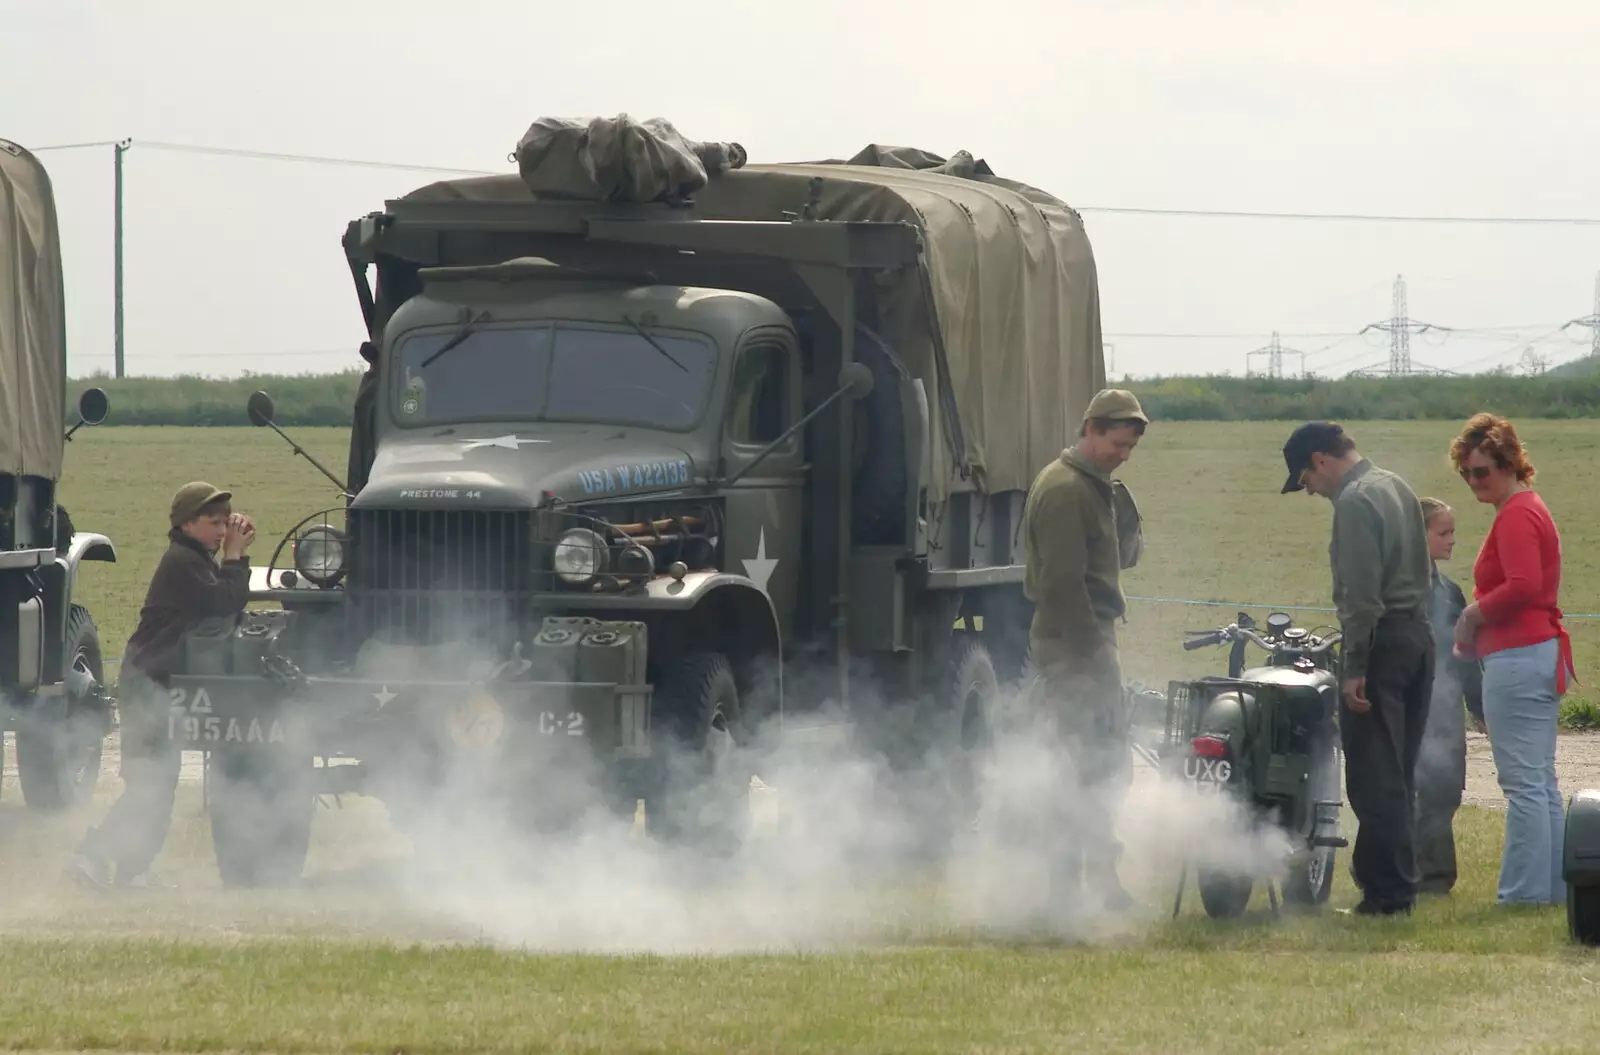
923, 634, 1000, 849
1197, 869, 1254, 919
16, 604, 110, 812
208, 744, 315, 888
1569, 884, 1600, 946
640, 652, 749, 856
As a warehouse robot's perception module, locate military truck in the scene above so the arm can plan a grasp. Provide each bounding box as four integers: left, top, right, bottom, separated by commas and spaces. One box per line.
163, 124, 1124, 884
0, 138, 118, 811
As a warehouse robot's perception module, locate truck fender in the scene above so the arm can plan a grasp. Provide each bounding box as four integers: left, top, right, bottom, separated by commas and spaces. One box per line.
646, 573, 784, 716
56, 532, 118, 609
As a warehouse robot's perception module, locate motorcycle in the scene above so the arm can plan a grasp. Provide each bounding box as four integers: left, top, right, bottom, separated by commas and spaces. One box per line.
1159, 611, 1348, 920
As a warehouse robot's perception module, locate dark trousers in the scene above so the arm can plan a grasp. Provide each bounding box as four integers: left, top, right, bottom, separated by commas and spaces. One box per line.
1031, 635, 1130, 904
1340, 616, 1436, 910
77, 669, 181, 881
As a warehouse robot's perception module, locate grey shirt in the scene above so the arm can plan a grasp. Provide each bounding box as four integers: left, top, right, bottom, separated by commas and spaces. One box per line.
1329, 459, 1433, 679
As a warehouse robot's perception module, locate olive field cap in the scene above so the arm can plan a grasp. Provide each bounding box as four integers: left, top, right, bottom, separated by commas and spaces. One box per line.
1082, 388, 1149, 424
170, 481, 232, 526
1280, 422, 1349, 494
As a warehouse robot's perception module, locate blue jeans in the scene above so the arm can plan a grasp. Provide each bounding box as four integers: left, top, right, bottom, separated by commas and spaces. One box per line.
1482, 638, 1565, 905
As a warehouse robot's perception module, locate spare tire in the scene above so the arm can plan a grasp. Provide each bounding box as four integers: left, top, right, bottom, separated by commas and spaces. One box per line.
850, 325, 911, 545
789, 313, 912, 545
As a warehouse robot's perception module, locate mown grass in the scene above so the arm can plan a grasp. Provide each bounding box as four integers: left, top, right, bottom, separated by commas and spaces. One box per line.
0, 794, 1596, 1054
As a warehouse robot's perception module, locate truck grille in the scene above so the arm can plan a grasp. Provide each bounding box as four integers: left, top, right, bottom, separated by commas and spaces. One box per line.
346, 508, 535, 646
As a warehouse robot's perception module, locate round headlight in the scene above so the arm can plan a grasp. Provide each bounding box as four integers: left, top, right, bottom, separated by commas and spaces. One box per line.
294, 525, 346, 586
553, 527, 609, 585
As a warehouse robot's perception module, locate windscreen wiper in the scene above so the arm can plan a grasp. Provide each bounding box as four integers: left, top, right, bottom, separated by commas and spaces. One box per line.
421, 309, 492, 369
621, 314, 688, 372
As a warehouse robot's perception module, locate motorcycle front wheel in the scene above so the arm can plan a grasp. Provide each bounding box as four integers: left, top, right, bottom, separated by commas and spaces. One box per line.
1282, 845, 1337, 908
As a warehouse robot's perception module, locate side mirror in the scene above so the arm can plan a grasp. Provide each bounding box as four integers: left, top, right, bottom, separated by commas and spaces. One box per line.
76, 387, 109, 426
839, 361, 875, 400
247, 391, 276, 428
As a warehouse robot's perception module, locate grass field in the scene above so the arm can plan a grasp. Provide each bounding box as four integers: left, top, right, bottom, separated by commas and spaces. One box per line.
51, 418, 1600, 713
2, 419, 1595, 1054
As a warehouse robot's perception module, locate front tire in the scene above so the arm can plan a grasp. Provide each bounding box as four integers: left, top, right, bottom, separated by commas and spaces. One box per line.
208, 746, 315, 888
16, 604, 110, 812
1283, 846, 1337, 908
640, 652, 749, 855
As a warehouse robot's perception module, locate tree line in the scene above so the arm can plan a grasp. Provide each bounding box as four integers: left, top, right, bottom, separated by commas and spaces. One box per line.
66, 369, 1600, 427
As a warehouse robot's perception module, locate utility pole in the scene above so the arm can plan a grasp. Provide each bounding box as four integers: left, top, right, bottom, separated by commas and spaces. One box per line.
1245, 331, 1306, 378
1358, 274, 1444, 375
113, 138, 131, 379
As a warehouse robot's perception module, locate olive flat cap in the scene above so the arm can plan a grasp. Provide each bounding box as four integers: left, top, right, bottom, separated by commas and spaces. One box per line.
170, 481, 232, 526
1082, 388, 1149, 424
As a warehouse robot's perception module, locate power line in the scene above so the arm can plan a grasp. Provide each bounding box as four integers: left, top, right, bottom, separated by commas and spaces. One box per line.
134, 140, 500, 176
28, 140, 120, 152
27, 137, 1600, 225
1077, 205, 1600, 227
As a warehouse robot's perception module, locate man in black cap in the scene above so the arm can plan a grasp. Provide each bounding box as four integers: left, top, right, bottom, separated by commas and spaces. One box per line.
68, 482, 256, 889
1281, 422, 1434, 916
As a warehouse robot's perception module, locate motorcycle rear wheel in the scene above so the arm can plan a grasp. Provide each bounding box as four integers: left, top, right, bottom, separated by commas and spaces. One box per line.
1197, 869, 1254, 919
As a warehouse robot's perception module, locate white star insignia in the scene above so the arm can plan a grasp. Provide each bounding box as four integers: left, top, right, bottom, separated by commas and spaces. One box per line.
373, 685, 397, 709
461, 435, 549, 451
743, 527, 779, 595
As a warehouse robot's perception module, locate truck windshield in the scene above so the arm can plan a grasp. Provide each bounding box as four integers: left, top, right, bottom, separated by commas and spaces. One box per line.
393, 322, 715, 430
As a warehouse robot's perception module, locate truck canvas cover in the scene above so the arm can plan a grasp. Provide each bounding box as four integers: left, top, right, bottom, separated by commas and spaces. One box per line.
399, 138, 1106, 497
0, 139, 66, 481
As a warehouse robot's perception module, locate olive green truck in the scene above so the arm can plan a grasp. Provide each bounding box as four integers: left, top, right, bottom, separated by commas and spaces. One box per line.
162, 123, 1124, 885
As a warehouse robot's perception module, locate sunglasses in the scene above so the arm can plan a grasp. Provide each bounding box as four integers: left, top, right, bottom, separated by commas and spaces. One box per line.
1460, 465, 1493, 481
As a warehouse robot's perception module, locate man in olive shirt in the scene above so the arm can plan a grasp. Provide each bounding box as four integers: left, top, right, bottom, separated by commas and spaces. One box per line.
1022, 388, 1149, 914
1281, 422, 1435, 916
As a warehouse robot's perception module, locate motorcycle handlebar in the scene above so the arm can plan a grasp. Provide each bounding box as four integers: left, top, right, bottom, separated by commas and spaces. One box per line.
1182, 623, 1342, 655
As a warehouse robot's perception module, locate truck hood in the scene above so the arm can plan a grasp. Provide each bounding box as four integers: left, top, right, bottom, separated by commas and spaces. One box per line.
354, 429, 698, 509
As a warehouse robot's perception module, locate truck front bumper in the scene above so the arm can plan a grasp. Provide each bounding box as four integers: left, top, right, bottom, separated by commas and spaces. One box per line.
161, 673, 652, 761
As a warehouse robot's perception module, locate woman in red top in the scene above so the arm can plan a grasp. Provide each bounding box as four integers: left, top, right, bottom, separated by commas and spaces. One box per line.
1450, 413, 1574, 907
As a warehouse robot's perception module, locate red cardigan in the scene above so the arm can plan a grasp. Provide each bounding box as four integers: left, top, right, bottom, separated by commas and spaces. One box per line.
1471, 489, 1575, 691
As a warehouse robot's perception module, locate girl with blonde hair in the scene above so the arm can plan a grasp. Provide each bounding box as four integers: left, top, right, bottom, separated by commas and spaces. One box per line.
1415, 496, 1483, 895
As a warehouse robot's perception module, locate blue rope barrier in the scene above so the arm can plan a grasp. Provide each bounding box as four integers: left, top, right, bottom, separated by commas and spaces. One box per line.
1127, 595, 1600, 620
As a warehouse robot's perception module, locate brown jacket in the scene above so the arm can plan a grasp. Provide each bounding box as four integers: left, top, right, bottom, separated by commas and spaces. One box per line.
123, 530, 251, 682
1022, 447, 1125, 671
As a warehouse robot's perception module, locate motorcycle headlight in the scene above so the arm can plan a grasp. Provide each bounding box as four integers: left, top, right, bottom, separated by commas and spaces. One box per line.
553, 527, 609, 585
294, 524, 347, 586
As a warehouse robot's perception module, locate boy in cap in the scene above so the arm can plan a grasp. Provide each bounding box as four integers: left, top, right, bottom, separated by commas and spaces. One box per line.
68, 482, 257, 888
1021, 388, 1149, 914
1281, 422, 1434, 916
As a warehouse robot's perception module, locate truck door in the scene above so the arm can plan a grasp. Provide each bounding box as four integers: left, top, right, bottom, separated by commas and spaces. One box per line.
720, 329, 804, 642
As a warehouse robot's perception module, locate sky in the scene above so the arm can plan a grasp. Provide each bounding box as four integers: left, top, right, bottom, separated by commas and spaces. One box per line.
4, 0, 1600, 381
